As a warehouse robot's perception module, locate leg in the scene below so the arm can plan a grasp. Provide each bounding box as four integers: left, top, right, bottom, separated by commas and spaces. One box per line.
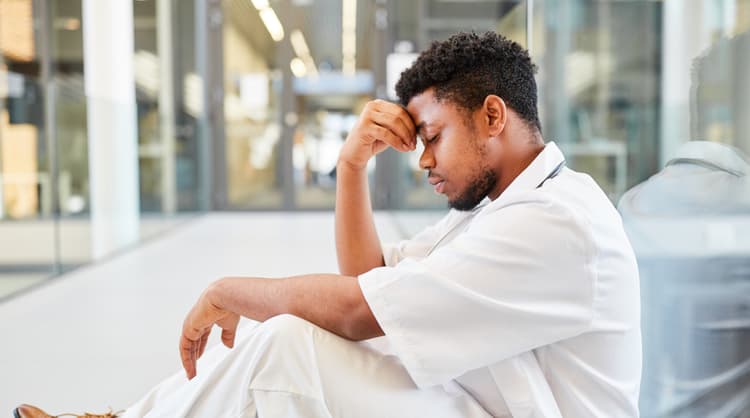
123, 315, 490, 418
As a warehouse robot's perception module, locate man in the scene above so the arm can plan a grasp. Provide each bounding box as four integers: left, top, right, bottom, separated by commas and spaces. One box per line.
16, 31, 641, 418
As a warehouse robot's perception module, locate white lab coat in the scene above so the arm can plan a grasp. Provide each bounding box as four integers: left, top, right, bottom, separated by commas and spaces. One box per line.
360, 142, 642, 417
125, 142, 641, 418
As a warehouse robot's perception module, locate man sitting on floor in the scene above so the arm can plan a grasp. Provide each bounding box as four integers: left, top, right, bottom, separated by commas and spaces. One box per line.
16, 31, 641, 418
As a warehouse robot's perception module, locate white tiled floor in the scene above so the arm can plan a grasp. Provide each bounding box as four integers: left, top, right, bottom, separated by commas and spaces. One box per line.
0, 211, 443, 415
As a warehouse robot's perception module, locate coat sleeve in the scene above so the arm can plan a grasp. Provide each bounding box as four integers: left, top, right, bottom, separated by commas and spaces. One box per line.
381, 210, 463, 267
359, 199, 597, 388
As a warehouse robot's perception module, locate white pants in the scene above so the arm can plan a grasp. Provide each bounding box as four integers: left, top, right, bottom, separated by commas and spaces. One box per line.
122, 315, 490, 418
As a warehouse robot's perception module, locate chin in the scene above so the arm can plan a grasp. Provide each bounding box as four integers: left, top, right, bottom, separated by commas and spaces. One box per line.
447, 197, 482, 211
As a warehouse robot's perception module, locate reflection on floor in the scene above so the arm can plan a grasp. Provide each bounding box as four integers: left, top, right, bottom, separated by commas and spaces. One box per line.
0, 215, 194, 300
0, 273, 48, 297
0, 211, 445, 415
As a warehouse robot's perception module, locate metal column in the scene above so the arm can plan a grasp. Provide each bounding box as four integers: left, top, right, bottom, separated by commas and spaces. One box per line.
195, 0, 227, 210
35, 0, 61, 271
544, 0, 571, 144
372, 0, 403, 210
276, 0, 296, 210
158, 0, 177, 214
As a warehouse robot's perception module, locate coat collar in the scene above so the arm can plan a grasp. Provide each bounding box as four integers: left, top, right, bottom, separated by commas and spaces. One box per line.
475, 141, 565, 214
500, 141, 565, 196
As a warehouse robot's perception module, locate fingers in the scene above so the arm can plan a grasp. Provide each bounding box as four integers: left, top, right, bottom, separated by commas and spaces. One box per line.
376, 101, 417, 141
180, 333, 198, 380
339, 99, 417, 168
221, 328, 236, 349
198, 333, 209, 357
362, 100, 417, 152
218, 314, 240, 349
369, 110, 415, 148
363, 124, 410, 152
180, 304, 214, 379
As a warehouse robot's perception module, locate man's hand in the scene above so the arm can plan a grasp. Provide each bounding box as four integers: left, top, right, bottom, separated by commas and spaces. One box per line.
179, 283, 239, 380
338, 100, 417, 170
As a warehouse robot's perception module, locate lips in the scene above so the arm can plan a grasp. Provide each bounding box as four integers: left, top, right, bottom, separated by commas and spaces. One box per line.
428, 176, 445, 194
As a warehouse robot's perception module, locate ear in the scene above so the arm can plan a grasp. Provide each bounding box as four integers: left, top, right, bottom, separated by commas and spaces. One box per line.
483, 95, 507, 137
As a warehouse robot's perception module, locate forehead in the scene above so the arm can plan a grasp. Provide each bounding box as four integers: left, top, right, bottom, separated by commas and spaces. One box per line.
406, 88, 465, 132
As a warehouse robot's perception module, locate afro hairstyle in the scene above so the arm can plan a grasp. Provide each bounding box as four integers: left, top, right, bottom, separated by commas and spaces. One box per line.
395, 31, 541, 132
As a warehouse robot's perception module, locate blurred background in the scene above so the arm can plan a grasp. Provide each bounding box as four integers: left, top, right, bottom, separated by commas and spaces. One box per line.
0, 0, 749, 416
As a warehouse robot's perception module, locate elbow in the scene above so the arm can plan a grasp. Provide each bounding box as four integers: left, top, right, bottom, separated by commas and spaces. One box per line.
341, 296, 384, 341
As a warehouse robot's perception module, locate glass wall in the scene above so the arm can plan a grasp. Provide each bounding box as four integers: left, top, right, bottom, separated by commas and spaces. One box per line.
222, 0, 282, 209
0, 0, 203, 300
0, 0, 57, 295
220, 0, 529, 210
221, 0, 377, 209
534, 0, 662, 199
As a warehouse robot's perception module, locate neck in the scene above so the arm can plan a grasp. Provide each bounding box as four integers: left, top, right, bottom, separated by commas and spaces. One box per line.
487, 139, 545, 200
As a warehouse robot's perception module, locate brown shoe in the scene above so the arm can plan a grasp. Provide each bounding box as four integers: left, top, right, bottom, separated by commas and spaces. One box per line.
14, 404, 121, 418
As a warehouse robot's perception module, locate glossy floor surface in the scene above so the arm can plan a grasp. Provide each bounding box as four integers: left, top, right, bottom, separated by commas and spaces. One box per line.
0, 211, 443, 415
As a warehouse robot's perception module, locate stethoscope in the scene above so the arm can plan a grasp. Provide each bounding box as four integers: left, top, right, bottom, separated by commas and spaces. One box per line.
425, 160, 566, 256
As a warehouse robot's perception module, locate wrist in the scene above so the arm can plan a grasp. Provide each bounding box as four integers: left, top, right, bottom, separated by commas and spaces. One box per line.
337, 157, 368, 172
205, 278, 230, 311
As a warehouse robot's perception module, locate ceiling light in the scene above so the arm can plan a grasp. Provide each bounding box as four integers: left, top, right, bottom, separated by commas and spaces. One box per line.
250, 0, 284, 42
251, 0, 270, 9
289, 29, 318, 77
342, 0, 357, 75
342, 0, 356, 30
290, 57, 307, 78
258, 7, 284, 41
290, 30, 310, 57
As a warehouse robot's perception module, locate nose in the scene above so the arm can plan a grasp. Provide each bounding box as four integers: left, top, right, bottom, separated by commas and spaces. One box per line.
419, 145, 435, 170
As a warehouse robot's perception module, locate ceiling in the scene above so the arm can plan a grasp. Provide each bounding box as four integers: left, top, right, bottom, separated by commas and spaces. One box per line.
226, 0, 379, 72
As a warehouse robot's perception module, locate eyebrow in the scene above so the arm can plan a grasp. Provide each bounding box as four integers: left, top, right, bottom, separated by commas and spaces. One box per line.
416, 122, 434, 136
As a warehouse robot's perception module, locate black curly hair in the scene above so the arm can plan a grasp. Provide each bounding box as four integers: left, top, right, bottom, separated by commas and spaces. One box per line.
395, 31, 541, 132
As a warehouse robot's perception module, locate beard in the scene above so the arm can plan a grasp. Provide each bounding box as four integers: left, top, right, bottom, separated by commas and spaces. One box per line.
448, 166, 497, 211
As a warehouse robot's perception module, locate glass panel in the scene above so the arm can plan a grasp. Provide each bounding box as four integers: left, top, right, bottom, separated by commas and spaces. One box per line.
0, 0, 58, 299
221, 0, 529, 210
223, 0, 282, 209
0, 0, 204, 301
533, 0, 661, 202
48, 0, 92, 273
221, 0, 373, 209
135, 0, 204, 214
173, 0, 205, 212
291, 0, 376, 209
688, 0, 750, 155
133, 0, 203, 242
294, 108, 359, 209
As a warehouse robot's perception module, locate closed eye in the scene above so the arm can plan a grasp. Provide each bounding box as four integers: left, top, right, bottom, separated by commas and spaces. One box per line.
418, 133, 440, 146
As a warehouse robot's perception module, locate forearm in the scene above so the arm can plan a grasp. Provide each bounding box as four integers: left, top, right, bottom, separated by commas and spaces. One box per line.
335, 161, 385, 276
208, 274, 384, 341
